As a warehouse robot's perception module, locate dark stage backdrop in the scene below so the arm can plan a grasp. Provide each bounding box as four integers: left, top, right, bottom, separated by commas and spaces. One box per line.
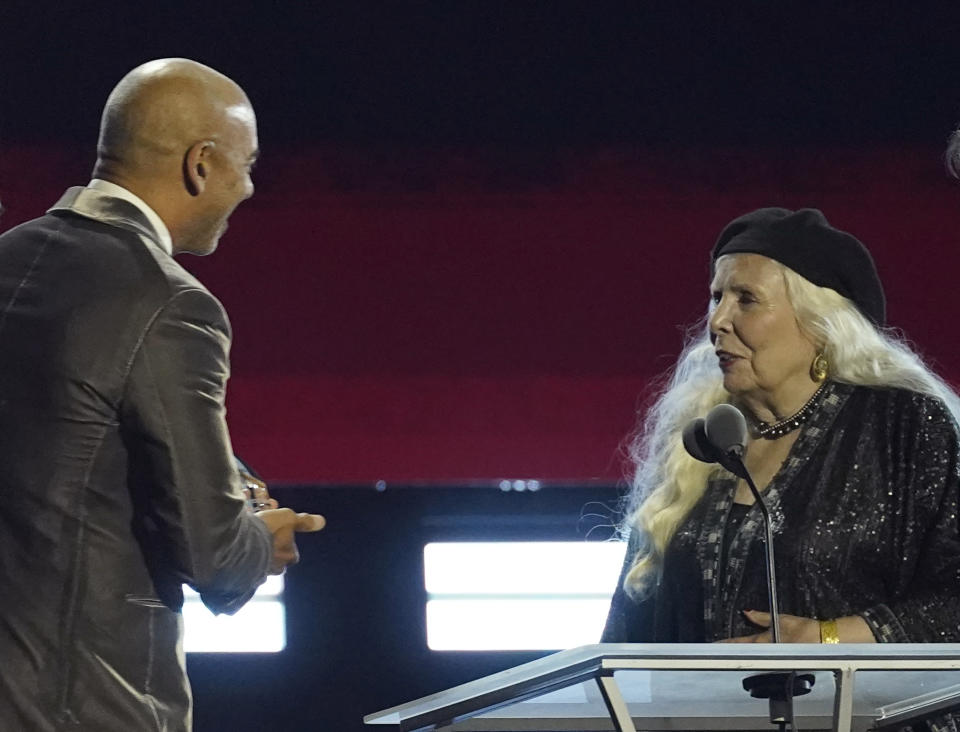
186, 483, 620, 732
1, 143, 958, 483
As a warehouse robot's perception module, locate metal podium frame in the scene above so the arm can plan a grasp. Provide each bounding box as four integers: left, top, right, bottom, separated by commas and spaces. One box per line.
363, 644, 960, 732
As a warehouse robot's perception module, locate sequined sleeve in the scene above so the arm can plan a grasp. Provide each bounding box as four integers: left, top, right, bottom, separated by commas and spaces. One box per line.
859, 397, 960, 642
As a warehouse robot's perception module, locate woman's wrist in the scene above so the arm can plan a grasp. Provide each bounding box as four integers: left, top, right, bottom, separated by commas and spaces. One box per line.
819, 615, 877, 643
818, 618, 839, 644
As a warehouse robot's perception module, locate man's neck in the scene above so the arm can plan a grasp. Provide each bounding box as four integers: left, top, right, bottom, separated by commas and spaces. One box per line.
87, 179, 173, 255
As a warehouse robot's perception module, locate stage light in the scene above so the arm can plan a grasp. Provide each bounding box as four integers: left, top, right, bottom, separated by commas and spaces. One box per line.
182, 575, 286, 653
424, 541, 626, 651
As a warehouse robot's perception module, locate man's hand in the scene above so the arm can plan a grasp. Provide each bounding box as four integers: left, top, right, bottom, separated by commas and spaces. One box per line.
240, 471, 278, 511
255, 508, 326, 575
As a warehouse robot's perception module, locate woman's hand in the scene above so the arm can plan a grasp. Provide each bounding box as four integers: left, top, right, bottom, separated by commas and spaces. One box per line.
718, 610, 820, 643
717, 610, 876, 643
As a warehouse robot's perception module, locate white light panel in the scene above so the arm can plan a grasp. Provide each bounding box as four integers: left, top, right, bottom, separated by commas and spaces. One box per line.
183, 574, 286, 653
424, 541, 627, 651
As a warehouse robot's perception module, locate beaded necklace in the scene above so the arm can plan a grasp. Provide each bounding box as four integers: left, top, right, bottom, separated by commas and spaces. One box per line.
751, 382, 828, 439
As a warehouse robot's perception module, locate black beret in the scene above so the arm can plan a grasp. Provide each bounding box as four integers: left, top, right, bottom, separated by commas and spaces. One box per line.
711, 207, 886, 326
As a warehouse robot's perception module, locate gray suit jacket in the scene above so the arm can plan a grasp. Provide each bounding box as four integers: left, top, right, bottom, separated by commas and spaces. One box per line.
0, 187, 272, 731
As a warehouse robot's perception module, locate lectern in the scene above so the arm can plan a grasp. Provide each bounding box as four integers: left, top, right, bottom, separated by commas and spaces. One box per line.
364, 644, 960, 732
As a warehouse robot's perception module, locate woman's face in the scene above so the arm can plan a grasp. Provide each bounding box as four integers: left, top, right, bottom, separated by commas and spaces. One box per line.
709, 253, 818, 405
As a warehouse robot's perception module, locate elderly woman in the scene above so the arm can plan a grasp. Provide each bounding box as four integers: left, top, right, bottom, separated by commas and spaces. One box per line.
602, 207, 960, 645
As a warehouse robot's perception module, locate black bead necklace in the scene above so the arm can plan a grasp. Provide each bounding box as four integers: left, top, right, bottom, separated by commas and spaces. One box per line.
752, 382, 828, 439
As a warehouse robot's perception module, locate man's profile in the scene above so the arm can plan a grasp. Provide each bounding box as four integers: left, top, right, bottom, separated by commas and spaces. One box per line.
0, 58, 322, 731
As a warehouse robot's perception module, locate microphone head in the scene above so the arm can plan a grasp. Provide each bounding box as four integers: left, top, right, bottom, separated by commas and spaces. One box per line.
682, 417, 718, 464
704, 403, 748, 457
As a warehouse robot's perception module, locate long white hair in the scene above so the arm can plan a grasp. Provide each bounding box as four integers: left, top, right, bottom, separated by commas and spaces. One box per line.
621, 256, 960, 598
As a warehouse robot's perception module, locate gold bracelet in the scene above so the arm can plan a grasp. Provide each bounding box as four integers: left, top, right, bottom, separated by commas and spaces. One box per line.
819, 618, 840, 644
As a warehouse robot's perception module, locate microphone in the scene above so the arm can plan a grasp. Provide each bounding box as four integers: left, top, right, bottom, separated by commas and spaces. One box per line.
682, 404, 780, 641
682, 405, 749, 479
681, 418, 714, 463
683, 404, 816, 730
704, 404, 747, 457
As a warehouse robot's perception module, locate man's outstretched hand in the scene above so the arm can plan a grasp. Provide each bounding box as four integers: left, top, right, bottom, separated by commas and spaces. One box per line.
256, 508, 326, 574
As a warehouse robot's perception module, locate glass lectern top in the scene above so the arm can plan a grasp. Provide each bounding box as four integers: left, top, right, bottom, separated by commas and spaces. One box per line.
364, 644, 960, 731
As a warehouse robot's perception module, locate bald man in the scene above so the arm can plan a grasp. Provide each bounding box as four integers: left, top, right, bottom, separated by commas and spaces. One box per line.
0, 59, 322, 731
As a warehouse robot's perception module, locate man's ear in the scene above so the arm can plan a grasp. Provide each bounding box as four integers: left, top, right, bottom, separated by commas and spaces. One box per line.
183, 140, 215, 196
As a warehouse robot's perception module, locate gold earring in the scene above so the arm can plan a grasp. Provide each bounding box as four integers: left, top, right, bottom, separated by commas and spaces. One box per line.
811, 353, 828, 383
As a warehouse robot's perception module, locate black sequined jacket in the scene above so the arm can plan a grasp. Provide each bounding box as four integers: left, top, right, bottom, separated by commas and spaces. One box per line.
602, 382, 960, 643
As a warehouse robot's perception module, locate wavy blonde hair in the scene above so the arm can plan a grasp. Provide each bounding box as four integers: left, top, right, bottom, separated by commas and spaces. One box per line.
621, 255, 960, 598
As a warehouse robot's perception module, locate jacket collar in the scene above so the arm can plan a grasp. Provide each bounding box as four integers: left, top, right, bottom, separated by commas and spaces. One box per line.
47, 186, 172, 255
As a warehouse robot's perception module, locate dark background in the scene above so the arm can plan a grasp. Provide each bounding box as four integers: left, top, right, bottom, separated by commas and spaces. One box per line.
186, 483, 620, 732
3, 3, 960, 729
4, 2, 960, 483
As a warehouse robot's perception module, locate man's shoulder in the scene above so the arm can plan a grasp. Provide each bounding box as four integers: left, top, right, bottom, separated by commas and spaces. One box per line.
8, 209, 206, 292
0, 209, 225, 334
